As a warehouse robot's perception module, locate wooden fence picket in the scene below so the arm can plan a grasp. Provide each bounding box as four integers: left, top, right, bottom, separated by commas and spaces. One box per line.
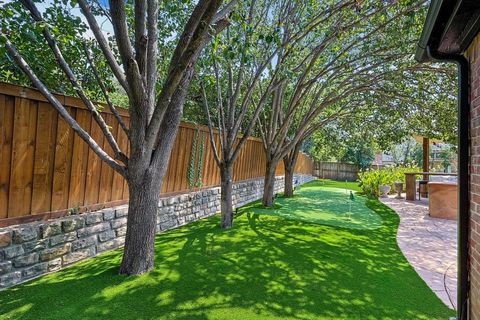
0, 82, 314, 226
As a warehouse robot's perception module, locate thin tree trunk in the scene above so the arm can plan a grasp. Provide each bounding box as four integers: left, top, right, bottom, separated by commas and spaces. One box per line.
284, 164, 294, 197
283, 144, 301, 197
220, 163, 234, 229
119, 175, 162, 275
262, 158, 278, 207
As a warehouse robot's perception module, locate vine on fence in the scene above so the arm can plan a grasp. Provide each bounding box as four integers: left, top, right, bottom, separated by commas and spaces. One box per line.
196, 132, 205, 188
187, 127, 206, 190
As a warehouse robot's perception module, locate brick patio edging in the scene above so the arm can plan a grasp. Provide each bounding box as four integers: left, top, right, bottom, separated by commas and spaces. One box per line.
0, 174, 315, 289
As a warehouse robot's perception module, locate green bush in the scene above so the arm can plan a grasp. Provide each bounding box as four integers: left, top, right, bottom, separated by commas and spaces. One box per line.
358, 166, 420, 198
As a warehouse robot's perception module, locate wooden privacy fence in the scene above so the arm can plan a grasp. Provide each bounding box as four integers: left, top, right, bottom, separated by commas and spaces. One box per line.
314, 161, 358, 181
0, 82, 314, 226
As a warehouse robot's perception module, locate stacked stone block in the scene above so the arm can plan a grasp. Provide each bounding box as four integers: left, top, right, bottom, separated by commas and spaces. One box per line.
0, 207, 128, 288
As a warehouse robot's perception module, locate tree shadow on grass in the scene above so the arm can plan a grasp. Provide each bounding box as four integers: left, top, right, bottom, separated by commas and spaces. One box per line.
0, 191, 455, 320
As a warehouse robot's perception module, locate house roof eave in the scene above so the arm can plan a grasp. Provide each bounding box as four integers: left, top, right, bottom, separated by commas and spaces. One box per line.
415, 0, 480, 62
415, 0, 445, 62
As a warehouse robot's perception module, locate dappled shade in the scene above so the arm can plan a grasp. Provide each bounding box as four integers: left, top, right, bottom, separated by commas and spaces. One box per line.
0, 181, 454, 319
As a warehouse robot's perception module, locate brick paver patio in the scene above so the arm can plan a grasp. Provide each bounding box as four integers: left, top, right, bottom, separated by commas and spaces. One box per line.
380, 195, 457, 310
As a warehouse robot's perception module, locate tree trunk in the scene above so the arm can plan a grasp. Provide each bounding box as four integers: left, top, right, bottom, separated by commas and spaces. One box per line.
220, 163, 234, 229
283, 144, 300, 198
118, 60, 193, 275
119, 174, 162, 275
262, 159, 278, 207
284, 164, 294, 197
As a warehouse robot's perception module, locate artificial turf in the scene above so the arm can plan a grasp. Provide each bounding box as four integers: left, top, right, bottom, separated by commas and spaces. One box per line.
243, 182, 382, 230
0, 180, 455, 319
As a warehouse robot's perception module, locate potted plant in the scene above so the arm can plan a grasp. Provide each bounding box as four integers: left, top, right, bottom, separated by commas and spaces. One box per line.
378, 169, 393, 197
394, 181, 404, 199
379, 184, 391, 197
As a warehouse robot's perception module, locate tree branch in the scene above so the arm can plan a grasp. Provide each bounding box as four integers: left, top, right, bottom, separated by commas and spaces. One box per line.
77, 0, 128, 92
3, 35, 125, 176
146, 0, 159, 122
146, 0, 225, 150
83, 42, 130, 137
200, 80, 221, 165
20, 0, 127, 164
109, 0, 145, 104
134, 0, 148, 79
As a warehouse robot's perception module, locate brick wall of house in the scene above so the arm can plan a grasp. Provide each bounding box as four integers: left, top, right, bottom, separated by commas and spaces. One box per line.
466, 33, 480, 320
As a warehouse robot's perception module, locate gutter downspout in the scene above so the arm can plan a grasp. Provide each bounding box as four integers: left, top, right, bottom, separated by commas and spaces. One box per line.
427, 46, 470, 320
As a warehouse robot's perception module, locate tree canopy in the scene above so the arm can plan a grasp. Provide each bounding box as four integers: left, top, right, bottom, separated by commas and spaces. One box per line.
0, 0, 459, 270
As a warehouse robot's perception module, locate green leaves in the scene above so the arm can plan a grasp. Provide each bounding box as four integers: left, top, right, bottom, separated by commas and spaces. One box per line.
0, 1, 113, 101
265, 34, 274, 44
358, 166, 420, 198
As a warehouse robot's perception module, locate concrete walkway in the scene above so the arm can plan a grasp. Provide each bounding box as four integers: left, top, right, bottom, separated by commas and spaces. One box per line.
380, 195, 457, 310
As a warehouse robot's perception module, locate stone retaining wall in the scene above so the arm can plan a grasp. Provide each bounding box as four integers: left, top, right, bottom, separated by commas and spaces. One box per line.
0, 174, 315, 289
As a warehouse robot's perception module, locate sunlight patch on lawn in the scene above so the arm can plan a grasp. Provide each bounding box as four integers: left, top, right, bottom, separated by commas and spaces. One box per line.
243, 186, 382, 230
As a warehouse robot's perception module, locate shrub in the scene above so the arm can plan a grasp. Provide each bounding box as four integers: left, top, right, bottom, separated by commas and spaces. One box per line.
358, 166, 420, 198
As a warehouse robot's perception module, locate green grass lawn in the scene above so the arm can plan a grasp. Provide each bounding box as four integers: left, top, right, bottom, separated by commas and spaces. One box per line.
0, 180, 455, 320
244, 181, 382, 230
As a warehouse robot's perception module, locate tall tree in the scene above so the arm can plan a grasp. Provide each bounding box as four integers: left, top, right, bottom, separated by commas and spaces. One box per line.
1, 0, 234, 275
256, 0, 434, 206
309, 63, 457, 169
281, 98, 360, 196
198, 0, 328, 228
